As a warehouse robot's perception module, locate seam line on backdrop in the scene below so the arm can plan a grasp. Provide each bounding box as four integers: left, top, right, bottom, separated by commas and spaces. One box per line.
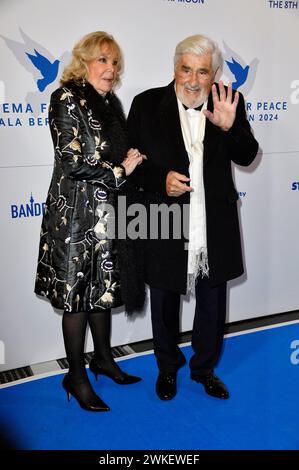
1, 150, 299, 170
261, 150, 299, 155
0, 164, 53, 169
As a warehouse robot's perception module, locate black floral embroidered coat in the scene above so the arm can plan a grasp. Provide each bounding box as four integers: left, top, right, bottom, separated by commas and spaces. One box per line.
35, 81, 144, 313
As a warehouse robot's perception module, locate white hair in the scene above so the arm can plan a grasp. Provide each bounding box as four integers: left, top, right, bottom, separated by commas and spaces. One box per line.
174, 34, 223, 73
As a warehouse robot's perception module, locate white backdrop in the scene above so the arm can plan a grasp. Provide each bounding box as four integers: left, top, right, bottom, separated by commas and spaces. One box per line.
0, 0, 298, 370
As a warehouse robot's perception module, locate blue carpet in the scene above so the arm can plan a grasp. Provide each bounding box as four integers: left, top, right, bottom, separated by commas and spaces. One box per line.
1, 323, 299, 450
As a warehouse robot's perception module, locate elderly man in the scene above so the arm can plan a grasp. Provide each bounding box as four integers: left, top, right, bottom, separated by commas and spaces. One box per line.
128, 35, 258, 401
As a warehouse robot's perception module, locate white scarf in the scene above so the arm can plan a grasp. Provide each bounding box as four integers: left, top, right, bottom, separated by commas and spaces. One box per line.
177, 98, 209, 293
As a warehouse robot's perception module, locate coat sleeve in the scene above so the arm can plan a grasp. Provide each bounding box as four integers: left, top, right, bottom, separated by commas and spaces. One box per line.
223, 91, 259, 166
49, 88, 126, 189
127, 95, 169, 195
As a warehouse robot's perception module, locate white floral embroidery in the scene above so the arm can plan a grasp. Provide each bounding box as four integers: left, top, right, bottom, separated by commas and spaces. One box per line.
70, 139, 81, 152
94, 221, 107, 236
60, 91, 73, 101
113, 166, 124, 179
100, 291, 113, 303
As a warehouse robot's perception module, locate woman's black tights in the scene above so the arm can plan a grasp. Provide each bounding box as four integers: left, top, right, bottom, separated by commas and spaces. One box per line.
88, 310, 126, 379
62, 310, 125, 401
62, 311, 98, 403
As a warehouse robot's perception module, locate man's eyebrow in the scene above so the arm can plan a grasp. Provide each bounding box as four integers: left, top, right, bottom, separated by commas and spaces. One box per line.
181, 65, 210, 73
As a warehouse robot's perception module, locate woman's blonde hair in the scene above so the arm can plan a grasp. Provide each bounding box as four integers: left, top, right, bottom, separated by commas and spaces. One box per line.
60, 31, 123, 87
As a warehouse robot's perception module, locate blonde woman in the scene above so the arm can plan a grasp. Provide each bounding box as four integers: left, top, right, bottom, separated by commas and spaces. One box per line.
35, 32, 145, 412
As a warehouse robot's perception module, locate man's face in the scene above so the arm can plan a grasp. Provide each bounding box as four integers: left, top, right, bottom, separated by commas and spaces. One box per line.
175, 52, 215, 108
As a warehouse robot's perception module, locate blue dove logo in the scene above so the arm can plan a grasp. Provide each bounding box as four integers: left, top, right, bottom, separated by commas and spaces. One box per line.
223, 43, 258, 96
0, 29, 71, 103
225, 57, 249, 90
25, 48, 60, 92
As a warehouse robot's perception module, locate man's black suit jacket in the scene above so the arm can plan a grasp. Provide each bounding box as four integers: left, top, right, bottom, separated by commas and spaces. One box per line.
127, 81, 259, 294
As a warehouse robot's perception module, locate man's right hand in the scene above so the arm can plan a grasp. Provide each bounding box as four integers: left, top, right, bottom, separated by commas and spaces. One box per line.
166, 171, 193, 197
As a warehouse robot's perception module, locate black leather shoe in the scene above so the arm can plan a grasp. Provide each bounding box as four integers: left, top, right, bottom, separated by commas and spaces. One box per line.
156, 372, 177, 401
191, 372, 229, 399
89, 358, 142, 385
62, 374, 110, 411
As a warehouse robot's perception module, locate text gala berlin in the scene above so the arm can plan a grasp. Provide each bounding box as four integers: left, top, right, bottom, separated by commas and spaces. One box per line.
0, 116, 49, 127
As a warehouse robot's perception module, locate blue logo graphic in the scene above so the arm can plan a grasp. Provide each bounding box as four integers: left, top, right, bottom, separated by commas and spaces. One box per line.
0, 29, 61, 93
26, 48, 60, 92
11, 194, 45, 219
0, 29, 71, 108
223, 42, 258, 95
225, 58, 249, 90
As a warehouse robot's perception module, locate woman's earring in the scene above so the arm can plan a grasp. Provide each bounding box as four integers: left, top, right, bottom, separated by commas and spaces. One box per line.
82, 78, 86, 87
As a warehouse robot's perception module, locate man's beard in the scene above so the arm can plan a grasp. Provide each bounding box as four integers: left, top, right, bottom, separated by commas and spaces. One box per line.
176, 85, 208, 109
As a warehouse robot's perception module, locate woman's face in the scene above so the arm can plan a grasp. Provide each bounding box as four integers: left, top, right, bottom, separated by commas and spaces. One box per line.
87, 42, 119, 95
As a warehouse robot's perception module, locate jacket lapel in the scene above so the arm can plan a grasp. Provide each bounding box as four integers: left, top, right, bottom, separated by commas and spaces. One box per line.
158, 81, 189, 172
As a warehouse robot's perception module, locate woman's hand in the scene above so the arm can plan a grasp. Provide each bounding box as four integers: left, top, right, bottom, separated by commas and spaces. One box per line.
121, 148, 146, 176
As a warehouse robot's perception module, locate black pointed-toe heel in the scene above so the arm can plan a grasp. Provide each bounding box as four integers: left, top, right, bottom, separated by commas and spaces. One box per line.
62, 374, 110, 411
89, 358, 142, 385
